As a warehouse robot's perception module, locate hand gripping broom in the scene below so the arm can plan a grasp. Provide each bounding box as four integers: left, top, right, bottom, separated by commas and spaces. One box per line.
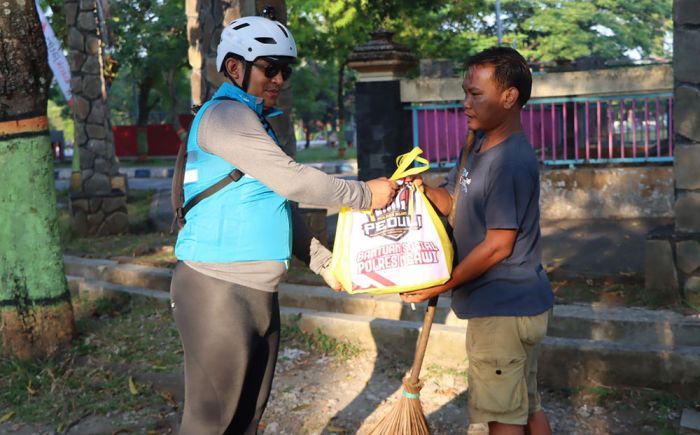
369, 296, 439, 434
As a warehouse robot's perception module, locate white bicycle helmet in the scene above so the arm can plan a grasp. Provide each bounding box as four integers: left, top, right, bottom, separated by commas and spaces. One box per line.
216, 16, 297, 72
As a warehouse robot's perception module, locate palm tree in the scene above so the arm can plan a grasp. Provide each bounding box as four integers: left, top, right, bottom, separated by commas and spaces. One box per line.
0, 0, 75, 359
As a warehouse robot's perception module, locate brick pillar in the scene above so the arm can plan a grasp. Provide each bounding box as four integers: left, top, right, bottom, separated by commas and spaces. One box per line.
645, 0, 700, 305
65, 0, 128, 236
347, 30, 417, 181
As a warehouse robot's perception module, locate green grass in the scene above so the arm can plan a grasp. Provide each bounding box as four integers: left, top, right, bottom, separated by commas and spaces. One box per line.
77, 297, 182, 370
295, 146, 357, 163
281, 314, 361, 360
57, 189, 178, 266
0, 296, 178, 428
0, 296, 365, 428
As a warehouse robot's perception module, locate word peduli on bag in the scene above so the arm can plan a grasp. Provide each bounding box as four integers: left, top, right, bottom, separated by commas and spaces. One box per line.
331, 148, 453, 295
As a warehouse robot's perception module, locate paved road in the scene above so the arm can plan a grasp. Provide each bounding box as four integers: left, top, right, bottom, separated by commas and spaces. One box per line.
55, 178, 173, 191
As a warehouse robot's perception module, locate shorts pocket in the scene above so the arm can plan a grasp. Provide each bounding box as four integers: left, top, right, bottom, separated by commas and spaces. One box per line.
469, 356, 527, 415
517, 312, 549, 346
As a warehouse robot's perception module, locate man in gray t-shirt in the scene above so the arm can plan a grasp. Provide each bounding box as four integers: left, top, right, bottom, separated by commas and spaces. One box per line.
401, 47, 553, 435
444, 131, 553, 319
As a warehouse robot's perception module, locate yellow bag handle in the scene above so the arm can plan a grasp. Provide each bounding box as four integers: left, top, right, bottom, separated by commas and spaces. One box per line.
390, 147, 430, 180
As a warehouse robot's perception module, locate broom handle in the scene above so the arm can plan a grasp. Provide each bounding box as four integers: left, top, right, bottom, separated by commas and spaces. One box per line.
408, 296, 439, 384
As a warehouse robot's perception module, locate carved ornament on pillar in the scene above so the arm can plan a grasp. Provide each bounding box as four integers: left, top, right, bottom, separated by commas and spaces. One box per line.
347, 29, 417, 82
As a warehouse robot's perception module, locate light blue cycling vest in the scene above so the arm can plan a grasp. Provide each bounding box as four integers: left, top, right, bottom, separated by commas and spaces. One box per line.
175, 82, 291, 263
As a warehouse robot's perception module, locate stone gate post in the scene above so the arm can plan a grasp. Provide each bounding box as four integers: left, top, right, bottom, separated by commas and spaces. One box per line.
645, 0, 700, 304
347, 30, 417, 181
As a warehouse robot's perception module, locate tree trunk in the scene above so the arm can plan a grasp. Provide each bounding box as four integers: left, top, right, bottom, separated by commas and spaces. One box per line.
0, 0, 75, 360
165, 68, 182, 132
166, 68, 188, 150
336, 61, 346, 145
136, 78, 151, 159
137, 78, 152, 126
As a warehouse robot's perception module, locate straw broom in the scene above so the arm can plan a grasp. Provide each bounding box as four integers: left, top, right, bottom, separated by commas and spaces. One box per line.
369, 296, 439, 435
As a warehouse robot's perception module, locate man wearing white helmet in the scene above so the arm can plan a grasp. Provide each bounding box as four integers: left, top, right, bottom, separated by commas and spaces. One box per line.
169, 15, 398, 434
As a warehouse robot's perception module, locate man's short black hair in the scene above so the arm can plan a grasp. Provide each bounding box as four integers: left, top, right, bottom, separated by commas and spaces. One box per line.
466, 47, 532, 107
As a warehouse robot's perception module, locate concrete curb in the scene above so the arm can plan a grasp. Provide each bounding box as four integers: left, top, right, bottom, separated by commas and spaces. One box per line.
62, 255, 700, 397
281, 306, 700, 398
64, 255, 173, 292
63, 255, 700, 347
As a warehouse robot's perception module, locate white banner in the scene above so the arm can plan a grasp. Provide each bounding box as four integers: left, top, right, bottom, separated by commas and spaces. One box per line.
36, 1, 72, 103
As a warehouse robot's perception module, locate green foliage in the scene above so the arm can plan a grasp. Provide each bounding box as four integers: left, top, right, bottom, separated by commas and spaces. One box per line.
47, 98, 74, 143
385, 0, 494, 63
292, 60, 337, 131
287, 0, 448, 132
517, 0, 672, 63
109, 0, 189, 125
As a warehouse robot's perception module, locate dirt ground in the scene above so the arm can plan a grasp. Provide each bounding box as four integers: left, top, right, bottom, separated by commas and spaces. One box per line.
2, 332, 690, 435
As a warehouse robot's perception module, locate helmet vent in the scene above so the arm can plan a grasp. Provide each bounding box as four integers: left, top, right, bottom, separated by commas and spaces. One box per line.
233, 23, 250, 30
276, 24, 288, 38
255, 37, 276, 44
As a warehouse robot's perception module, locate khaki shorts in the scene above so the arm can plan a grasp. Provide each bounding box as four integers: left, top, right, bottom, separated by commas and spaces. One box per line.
466, 310, 550, 426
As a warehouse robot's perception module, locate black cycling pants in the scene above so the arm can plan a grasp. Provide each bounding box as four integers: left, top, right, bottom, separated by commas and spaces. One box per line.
170, 262, 280, 435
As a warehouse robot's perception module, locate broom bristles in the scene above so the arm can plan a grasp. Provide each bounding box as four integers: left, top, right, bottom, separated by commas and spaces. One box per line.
368, 378, 430, 435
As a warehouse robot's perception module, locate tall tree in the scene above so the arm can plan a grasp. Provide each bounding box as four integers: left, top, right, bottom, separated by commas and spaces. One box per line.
292, 60, 337, 147
109, 0, 188, 126
515, 0, 672, 63
287, 0, 370, 140
0, 1, 75, 359
287, 0, 467, 137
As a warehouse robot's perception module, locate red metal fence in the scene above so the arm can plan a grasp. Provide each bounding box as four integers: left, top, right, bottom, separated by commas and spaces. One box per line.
410, 92, 674, 167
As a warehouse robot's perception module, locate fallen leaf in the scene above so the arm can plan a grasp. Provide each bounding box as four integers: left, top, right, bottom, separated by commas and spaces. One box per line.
128, 376, 139, 395
291, 404, 311, 412
159, 391, 176, 406
0, 412, 15, 423
26, 380, 37, 396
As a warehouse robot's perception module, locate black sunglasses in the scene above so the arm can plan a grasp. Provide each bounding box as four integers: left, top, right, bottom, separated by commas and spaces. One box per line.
251, 62, 293, 80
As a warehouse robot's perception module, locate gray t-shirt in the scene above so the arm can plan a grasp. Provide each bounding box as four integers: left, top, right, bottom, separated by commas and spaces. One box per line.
444, 131, 553, 318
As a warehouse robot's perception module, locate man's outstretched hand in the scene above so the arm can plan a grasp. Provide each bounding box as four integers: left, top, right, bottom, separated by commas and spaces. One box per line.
400, 285, 446, 303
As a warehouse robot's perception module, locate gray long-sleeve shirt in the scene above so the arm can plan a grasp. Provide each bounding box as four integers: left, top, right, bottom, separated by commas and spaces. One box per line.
185, 99, 371, 292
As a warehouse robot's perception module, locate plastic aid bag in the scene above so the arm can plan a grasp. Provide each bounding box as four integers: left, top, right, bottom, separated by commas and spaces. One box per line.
331, 148, 453, 295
